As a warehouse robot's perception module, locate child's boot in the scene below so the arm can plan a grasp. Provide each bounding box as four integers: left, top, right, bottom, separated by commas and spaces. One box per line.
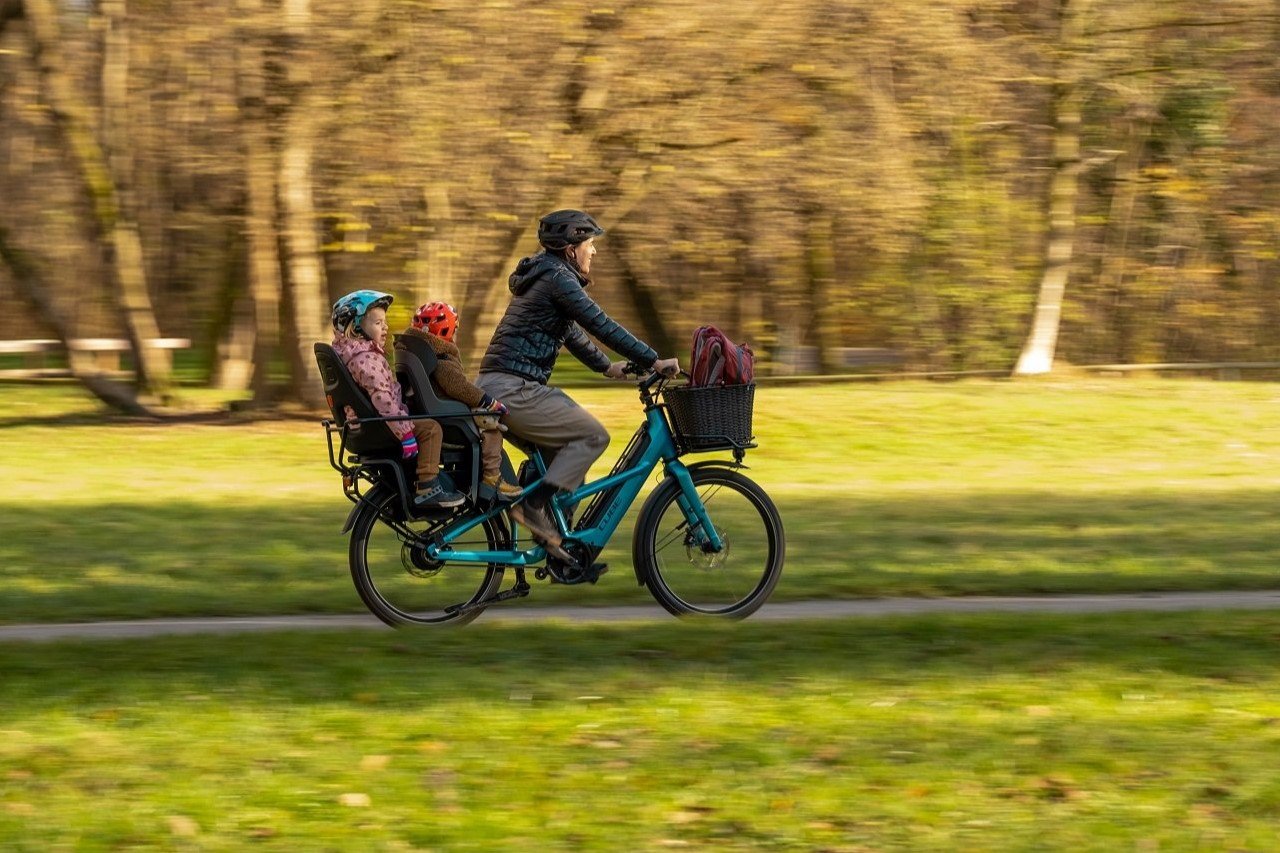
414, 476, 466, 510
482, 473, 523, 501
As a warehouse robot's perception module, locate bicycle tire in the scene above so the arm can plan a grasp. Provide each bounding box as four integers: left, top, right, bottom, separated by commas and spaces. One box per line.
349, 488, 507, 627
633, 466, 784, 619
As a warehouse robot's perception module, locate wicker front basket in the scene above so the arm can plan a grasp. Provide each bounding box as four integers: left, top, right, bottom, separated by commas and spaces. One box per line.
663, 383, 755, 453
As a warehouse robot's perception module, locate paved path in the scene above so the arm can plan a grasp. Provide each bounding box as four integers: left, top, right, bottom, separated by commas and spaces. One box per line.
3, 590, 1280, 642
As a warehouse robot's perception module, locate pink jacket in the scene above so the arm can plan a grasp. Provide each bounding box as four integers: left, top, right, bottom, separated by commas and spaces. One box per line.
331, 334, 412, 441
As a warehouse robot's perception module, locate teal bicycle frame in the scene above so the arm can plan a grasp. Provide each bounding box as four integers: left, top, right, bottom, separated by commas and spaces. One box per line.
424, 399, 724, 567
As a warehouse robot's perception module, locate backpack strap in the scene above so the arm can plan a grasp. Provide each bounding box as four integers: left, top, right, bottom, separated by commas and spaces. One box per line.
707, 340, 725, 387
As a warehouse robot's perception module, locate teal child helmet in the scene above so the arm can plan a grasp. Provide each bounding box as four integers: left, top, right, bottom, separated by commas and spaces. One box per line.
331, 290, 394, 339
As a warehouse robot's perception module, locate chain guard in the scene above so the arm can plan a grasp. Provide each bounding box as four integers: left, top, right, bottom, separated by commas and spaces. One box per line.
535, 540, 600, 585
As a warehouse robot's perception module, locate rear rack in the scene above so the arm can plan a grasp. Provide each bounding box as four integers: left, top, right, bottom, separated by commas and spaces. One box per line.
321, 410, 495, 522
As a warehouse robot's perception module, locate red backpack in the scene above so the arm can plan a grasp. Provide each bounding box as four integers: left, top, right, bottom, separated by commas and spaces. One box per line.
689, 325, 754, 388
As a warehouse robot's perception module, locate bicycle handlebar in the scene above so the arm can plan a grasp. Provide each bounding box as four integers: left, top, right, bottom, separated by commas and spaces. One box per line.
624, 361, 682, 390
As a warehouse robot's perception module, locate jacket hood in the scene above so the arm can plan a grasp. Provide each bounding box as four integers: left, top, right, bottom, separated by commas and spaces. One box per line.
330, 333, 384, 360
401, 326, 459, 358
509, 251, 584, 296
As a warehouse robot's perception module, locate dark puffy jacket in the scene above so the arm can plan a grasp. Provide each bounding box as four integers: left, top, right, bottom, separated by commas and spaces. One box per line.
479, 252, 658, 385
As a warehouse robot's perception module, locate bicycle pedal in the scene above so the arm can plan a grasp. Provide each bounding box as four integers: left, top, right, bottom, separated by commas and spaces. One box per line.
445, 582, 531, 616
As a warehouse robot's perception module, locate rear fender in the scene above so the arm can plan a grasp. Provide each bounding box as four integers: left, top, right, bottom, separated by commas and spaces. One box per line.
342, 481, 397, 534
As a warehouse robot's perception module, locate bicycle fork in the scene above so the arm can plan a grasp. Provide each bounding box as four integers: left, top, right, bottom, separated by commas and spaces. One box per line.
668, 464, 725, 552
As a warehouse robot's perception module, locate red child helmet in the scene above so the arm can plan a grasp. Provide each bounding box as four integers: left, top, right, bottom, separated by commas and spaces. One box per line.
412, 301, 459, 341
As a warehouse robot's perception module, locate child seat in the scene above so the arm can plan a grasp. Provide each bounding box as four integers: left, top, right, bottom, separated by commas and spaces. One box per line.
393, 333, 486, 498
313, 342, 403, 458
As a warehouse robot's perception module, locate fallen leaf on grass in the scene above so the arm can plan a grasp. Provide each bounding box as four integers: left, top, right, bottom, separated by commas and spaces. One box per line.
1189, 803, 1225, 821
167, 816, 200, 837
1034, 776, 1087, 801
1025, 705, 1053, 717
4, 803, 35, 816
339, 793, 371, 807
360, 755, 390, 771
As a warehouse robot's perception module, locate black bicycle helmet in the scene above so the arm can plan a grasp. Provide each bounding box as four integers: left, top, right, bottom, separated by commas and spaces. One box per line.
538, 209, 605, 251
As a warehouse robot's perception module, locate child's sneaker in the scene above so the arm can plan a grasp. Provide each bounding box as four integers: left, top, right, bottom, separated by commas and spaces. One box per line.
413, 477, 465, 509
482, 474, 523, 501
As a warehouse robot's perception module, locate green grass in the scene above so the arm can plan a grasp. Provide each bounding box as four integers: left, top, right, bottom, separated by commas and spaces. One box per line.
2, 378, 1280, 622
4, 612, 1280, 849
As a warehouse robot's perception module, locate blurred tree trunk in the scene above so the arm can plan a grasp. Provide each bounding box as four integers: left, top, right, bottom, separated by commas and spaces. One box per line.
23, 0, 173, 401
731, 192, 769, 358
1014, 81, 1082, 375
804, 207, 842, 373
279, 103, 326, 407
609, 228, 676, 358
208, 221, 255, 391
276, 0, 326, 409
0, 227, 153, 415
1098, 117, 1146, 363
1015, 0, 1085, 376
234, 0, 282, 401
245, 130, 283, 401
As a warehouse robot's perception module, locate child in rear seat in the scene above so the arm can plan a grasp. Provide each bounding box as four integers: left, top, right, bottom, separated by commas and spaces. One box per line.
330, 290, 465, 510
402, 301, 522, 501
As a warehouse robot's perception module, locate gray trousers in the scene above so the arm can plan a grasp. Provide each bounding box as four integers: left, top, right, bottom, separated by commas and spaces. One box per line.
475, 371, 610, 491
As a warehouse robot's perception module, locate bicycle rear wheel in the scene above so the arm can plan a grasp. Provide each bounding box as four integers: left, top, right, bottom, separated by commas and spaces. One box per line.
349, 488, 506, 626
633, 466, 784, 618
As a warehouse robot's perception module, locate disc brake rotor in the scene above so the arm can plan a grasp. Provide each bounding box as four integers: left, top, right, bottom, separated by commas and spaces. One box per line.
685, 526, 729, 570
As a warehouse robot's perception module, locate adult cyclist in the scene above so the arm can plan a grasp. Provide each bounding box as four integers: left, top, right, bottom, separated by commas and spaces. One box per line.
475, 209, 680, 563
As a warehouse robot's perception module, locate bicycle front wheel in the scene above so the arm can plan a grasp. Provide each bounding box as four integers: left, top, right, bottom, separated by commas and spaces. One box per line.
633, 466, 785, 618
349, 488, 507, 627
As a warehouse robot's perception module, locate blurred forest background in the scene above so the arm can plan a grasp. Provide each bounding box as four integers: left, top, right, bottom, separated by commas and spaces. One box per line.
1, 0, 1278, 411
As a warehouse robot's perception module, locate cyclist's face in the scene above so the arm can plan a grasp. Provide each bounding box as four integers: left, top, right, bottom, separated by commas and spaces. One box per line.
569, 237, 596, 275
362, 307, 389, 349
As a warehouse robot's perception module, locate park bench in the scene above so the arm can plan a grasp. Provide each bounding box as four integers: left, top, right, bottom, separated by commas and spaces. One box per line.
770, 345, 907, 374
1081, 361, 1280, 381
0, 337, 190, 378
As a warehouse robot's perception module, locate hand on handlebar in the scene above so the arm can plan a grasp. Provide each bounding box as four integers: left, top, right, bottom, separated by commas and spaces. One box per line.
605, 361, 629, 380
652, 357, 681, 377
